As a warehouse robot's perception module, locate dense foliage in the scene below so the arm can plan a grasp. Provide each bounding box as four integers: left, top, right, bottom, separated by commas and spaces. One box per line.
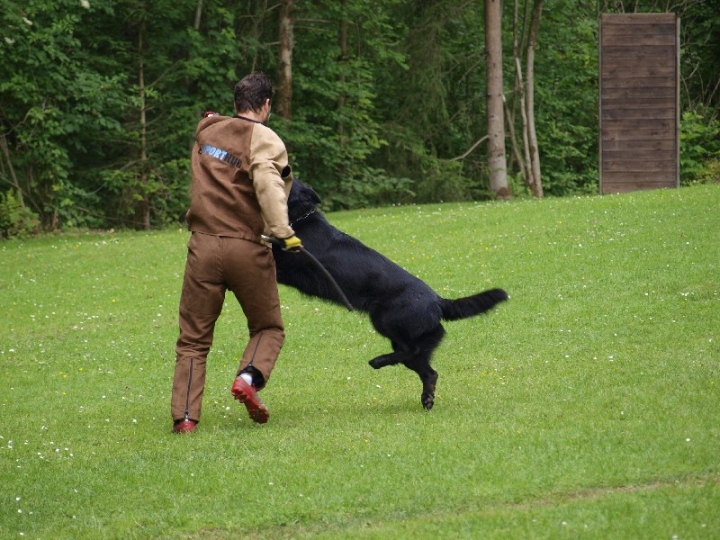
1, 0, 718, 234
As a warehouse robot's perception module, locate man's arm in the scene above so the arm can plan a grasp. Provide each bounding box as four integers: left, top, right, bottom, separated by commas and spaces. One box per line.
249, 124, 295, 240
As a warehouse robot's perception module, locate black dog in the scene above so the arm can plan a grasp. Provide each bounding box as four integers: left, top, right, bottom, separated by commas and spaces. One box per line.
272, 179, 508, 410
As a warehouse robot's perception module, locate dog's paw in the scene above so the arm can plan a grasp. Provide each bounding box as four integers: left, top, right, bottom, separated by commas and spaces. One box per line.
369, 354, 395, 369
421, 391, 435, 410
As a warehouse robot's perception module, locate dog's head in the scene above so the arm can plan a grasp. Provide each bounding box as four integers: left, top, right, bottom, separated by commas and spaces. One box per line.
288, 178, 321, 222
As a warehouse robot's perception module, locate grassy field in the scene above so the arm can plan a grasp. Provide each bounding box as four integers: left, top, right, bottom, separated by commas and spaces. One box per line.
1, 185, 718, 539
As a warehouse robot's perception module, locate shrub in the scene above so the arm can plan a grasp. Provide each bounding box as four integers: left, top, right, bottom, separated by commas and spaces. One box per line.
680, 110, 720, 185
0, 190, 40, 238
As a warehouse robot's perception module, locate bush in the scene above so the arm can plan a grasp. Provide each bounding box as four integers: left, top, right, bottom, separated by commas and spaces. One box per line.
680, 110, 720, 185
0, 190, 40, 238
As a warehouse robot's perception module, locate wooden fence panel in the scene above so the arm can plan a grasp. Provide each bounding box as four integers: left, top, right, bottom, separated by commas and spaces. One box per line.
599, 14, 680, 194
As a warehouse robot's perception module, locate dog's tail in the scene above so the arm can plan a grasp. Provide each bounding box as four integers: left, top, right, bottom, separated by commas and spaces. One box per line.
440, 288, 508, 321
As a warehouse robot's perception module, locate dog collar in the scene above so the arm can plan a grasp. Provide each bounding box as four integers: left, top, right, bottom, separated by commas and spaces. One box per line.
290, 208, 316, 227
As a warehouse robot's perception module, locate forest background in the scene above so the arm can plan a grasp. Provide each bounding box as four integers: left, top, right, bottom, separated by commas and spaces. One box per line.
1, 0, 719, 236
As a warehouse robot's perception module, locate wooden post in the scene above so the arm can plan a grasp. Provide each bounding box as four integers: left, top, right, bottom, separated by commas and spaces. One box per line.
599, 14, 680, 194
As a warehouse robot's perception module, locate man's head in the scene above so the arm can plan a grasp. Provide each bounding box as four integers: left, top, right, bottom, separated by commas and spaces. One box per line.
234, 72, 273, 122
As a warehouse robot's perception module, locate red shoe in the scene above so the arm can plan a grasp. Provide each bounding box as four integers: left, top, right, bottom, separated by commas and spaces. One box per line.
172, 419, 197, 433
231, 377, 269, 424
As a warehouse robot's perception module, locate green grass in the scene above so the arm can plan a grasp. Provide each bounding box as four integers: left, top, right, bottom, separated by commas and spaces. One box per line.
1, 185, 719, 539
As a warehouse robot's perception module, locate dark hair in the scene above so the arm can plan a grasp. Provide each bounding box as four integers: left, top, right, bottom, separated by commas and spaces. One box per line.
233, 72, 274, 114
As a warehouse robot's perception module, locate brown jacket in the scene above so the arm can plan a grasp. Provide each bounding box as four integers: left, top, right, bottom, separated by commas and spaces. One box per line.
186, 114, 294, 241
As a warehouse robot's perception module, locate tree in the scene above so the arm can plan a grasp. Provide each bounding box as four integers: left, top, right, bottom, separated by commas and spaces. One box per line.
524, 0, 544, 197
485, 0, 510, 198
276, 0, 294, 122
518, 0, 598, 196
2, 0, 718, 236
285, 0, 396, 208
505, 0, 543, 197
0, 0, 128, 230
374, 0, 488, 203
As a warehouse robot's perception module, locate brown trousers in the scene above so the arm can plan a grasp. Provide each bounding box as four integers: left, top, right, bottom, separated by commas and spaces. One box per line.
171, 232, 285, 423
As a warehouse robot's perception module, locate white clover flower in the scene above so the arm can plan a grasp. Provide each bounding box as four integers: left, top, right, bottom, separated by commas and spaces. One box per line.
81, 0, 90, 8
5, 37, 15, 45
23, 17, 33, 26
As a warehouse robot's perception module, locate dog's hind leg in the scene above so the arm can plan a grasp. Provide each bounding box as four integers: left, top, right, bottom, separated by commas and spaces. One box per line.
415, 363, 438, 411
385, 351, 437, 409
369, 327, 445, 410
403, 327, 444, 410
368, 351, 437, 409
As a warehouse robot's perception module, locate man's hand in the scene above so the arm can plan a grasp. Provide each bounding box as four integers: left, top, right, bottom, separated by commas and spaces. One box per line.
279, 235, 302, 252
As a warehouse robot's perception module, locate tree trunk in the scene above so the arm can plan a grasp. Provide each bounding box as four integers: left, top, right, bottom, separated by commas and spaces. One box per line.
194, 0, 203, 30
525, 0, 543, 197
0, 133, 24, 208
508, 0, 528, 189
337, 2, 348, 149
485, 0, 511, 199
276, 0, 294, 122
515, 56, 534, 190
136, 17, 150, 230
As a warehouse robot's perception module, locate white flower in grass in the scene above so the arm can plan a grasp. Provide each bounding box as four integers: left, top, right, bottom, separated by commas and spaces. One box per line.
80, 0, 90, 8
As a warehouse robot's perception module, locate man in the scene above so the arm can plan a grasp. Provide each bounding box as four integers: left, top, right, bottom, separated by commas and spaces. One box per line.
171, 72, 301, 433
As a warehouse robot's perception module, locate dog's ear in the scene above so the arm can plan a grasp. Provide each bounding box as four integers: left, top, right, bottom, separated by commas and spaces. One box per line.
294, 178, 322, 206
287, 178, 321, 221
307, 184, 322, 205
